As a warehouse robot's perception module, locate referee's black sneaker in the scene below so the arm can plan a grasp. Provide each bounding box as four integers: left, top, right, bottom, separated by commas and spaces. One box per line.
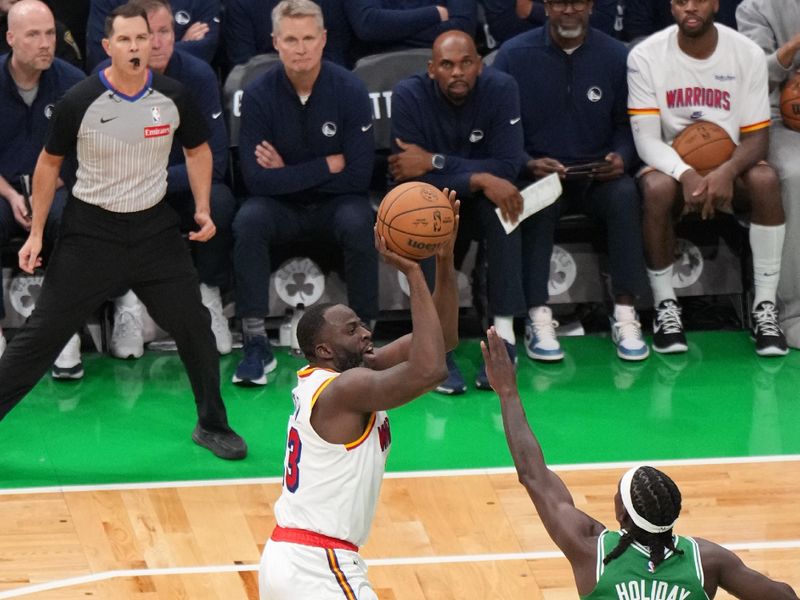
652, 300, 688, 354
751, 301, 789, 357
192, 424, 248, 460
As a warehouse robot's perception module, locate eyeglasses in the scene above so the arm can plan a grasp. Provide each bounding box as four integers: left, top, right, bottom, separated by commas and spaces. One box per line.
545, 0, 589, 12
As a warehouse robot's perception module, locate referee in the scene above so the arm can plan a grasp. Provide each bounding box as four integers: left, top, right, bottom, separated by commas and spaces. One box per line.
0, 2, 246, 460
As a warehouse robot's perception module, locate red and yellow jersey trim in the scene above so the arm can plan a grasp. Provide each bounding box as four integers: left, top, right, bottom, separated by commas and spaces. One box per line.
326, 548, 357, 599
345, 413, 376, 451
309, 374, 338, 410
628, 107, 660, 116
740, 119, 770, 134
297, 366, 338, 378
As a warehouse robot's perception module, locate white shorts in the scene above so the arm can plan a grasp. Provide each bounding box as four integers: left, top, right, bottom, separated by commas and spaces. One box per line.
259, 538, 378, 600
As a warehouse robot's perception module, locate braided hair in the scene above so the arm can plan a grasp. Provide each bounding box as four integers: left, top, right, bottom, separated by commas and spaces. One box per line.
604, 466, 684, 569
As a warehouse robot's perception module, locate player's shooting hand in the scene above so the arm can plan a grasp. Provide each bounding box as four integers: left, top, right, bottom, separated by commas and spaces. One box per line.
527, 157, 566, 180
435, 189, 460, 260
181, 22, 210, 41
388, 138, 433, 181
255, 140, 285, 169
374, 226, 421, 275
480, 174, 523, 223
18, 233, 42, 274
6, 192, 32, 231
479, 326, 518, 396
190, 211, 216, 242
592, 152, 625, 182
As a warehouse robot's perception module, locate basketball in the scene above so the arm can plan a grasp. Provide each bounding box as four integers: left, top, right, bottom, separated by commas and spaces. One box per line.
780, 72, 800, 132
376, 182, 455, 260
671, 121, 736, 175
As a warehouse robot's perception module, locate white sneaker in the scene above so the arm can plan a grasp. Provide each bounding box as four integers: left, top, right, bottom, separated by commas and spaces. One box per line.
52, 333, 84, 379
111, 299, 144, 359
525, 306, 564, 361
610, 306, 649, 361
200, 283, 232, 355
0, 333, 6, 359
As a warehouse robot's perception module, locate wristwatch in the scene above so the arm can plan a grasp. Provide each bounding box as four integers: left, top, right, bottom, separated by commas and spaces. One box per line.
431, 153, 446, 170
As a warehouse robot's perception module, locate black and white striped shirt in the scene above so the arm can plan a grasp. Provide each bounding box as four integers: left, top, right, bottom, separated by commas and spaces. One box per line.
45, 69, 208, 213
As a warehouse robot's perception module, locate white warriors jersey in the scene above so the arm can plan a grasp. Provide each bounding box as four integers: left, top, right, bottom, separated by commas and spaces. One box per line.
628, 24, 770, 144
273, 367, 392, 547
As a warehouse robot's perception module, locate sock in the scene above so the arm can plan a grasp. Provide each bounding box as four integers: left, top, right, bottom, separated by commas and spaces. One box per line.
115, 289, 140, 308
750, 223, 784, 309
493, 315, 515, 344
614, 303, 636, 322
647, 266, 676, 307
242, 317, 266, 341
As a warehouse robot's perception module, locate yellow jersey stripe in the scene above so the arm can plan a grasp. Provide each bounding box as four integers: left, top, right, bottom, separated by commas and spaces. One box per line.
345, 413, 376, 451
628, 108, 660, 115
326, 548, 357, 600
309, 374, 338, 410
740, 120, 770, 133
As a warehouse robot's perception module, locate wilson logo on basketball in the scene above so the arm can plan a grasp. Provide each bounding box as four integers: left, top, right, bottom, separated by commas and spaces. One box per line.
144, 125, 171, 138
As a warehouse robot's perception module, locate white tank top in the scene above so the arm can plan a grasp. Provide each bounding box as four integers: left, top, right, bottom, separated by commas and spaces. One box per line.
273, 366, 392, 547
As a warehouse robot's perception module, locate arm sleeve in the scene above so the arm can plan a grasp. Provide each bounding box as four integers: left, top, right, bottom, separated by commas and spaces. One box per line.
174, 0, 221, 63
735, 3, 791, 93
238, 88, 332, 197
408, 0, 478, 46
627, 50, 691, 179
174, 85, 211, 149
344, 0, 441, 43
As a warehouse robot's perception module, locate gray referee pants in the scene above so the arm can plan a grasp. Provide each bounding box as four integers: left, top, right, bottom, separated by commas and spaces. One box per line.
0, 197, 233, 432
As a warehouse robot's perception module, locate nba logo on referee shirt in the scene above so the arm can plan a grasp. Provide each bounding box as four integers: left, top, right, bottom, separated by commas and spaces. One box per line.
151, 107, 161, 124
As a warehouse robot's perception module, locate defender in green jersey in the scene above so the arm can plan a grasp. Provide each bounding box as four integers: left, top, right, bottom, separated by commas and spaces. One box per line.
480, 326, 798, 600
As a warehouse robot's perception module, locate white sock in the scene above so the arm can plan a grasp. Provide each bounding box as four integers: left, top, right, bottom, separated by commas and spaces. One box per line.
115, 289, 141, 309
647, 266, 676, 307
750, 223, 785, 309
614, 304, 636, 322
493, 315, 515, 344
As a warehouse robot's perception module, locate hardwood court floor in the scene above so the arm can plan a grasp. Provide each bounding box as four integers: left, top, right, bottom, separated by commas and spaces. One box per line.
0, 332, 799, 598
0, 461, 798, 599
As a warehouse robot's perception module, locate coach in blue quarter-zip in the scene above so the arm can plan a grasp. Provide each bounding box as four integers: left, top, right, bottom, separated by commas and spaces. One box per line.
232, 0, 377, 387
389, 30, 525, 393
493, 0, 649, 364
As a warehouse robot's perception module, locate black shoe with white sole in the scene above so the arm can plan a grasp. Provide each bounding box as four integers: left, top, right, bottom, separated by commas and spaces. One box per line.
652, 299, 688, 354
751, 301, 789, 357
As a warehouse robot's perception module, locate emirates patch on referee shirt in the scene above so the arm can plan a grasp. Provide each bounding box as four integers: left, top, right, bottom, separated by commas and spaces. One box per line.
144, 124, 171, 138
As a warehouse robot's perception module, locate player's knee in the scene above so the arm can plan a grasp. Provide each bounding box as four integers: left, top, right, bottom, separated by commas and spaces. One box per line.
640, 173, 678, 216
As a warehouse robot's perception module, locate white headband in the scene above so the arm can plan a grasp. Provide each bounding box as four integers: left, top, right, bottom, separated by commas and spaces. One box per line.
620, 466, 678, 534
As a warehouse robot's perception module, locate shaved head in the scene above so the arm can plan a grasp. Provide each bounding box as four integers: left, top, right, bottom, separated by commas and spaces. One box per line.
428, 30, 481, 105
6, 0, 52, 30
432, 30, 478, 60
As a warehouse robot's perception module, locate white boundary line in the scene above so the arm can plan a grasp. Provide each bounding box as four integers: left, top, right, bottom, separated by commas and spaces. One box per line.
1, 454, 798, 496
1, 539, 799, 599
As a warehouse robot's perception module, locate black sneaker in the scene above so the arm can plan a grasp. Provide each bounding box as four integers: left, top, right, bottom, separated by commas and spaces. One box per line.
652, 299, 688, 354
192, 424, 248, 460
751, 301, 789, 357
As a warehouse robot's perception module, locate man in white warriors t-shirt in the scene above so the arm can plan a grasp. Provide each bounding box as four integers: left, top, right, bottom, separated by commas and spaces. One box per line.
627, 0, 788, 358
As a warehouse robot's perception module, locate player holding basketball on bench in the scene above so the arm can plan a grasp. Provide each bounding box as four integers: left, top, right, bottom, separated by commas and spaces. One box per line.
628, 0, 788, 357
259, 193, 459, 599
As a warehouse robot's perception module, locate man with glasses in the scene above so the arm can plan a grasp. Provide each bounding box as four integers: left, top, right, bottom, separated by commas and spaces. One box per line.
492, 0, 650, 363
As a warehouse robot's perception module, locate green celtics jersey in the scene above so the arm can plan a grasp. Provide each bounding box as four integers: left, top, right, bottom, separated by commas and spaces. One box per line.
581, 529, 710, 600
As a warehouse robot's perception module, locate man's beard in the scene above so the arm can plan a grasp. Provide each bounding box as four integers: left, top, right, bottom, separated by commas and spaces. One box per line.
557, 23, 585, 39
333, 349, 363, 372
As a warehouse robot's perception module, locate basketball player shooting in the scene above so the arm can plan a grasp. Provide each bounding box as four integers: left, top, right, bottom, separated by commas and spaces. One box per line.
627, 0, 788, 357
258, 192, 460, 599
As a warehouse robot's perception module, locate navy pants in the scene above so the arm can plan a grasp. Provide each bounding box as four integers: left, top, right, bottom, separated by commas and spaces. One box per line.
233, 194, 378, 323
0, 198, 232, 432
